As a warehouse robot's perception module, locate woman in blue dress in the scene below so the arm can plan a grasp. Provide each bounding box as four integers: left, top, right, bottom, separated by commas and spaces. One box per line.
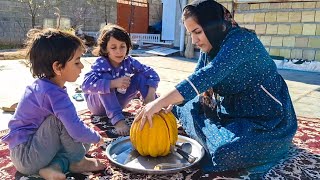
134, 0, 297, 176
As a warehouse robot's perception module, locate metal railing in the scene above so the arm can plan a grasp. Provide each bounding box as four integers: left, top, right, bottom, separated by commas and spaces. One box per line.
130, 33, 161, 43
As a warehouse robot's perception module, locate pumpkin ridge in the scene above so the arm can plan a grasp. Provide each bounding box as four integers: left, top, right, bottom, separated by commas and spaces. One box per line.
159, 111, 173, 144
130, 112, 177, 157
159, 111, 178, 146
158, 112, 172, 156
166, 112, 178, 144
148, 115, 159, 157
141, 120, 150, 156
130, 119, 138, 149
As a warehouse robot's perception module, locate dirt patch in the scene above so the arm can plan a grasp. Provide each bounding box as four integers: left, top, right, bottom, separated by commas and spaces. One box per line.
0, 50, 25, 60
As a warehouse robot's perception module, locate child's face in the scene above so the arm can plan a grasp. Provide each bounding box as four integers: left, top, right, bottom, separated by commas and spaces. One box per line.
60, 47, 84, 83
106, 37, 127, 67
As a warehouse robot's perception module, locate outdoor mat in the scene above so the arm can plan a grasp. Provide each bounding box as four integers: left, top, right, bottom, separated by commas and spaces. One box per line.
0, 99, 319, 179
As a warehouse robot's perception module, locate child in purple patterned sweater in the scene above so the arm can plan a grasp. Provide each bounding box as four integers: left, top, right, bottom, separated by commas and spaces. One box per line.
82, 24, 160, 136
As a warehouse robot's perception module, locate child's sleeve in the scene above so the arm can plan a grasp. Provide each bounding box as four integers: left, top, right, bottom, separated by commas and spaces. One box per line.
44, 90, 100, 143
130, 57, 160, 88
82, 58, 112, 94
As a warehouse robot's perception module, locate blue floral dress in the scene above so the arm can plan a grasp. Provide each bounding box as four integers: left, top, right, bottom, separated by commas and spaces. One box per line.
174, 27, 297, 174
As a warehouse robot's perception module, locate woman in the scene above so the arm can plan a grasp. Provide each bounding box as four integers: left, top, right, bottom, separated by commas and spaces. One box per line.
134, 0, 297, 176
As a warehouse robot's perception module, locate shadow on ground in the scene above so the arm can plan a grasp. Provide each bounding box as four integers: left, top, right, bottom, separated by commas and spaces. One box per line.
278, 69, 320, 86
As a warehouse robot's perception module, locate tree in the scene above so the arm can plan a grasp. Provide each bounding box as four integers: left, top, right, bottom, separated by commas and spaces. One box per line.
69, 2, 93, 30
17, 0, 59, 28
87, 0, 115, 25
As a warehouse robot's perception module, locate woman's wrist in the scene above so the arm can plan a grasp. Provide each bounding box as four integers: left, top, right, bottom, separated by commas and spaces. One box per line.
156, 93, 171, 109
159, 88, 184, 107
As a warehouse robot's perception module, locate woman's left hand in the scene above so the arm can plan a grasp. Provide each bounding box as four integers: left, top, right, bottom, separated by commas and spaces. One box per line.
133, 99, 164, 130
134, 88, 184, 130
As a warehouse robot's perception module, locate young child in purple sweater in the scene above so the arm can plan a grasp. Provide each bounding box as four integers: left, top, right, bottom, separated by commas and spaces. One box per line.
82, 24, 160, 136
1, 28, 106, 179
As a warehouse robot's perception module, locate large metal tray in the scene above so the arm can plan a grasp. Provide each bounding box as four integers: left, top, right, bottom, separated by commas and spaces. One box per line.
105, 135, 205, 174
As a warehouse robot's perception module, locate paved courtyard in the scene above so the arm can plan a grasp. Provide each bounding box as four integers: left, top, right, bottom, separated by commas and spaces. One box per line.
0, 55, 319, 132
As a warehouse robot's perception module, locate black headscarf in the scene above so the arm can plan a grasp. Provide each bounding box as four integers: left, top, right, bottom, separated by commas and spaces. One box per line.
183, 0, 239, 59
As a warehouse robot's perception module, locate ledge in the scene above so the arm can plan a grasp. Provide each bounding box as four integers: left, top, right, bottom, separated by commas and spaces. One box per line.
236, 0, 317, 3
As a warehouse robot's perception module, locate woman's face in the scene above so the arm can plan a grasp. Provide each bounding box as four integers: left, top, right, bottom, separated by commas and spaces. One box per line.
184, 17, 212, 53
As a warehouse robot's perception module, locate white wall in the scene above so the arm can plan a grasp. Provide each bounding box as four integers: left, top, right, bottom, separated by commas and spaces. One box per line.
161, 0, 177, 41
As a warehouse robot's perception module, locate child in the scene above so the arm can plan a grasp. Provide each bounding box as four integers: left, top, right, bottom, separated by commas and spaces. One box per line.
82, 24, 160, 136
1, 28, 106, 180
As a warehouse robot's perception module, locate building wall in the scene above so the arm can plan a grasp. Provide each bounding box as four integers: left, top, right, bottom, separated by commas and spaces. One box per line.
0, 0, 117, 45
148, 0, 163, 26
0, 0, 162, 45
234, 1, 320, 61
184, 0, 320, 62
0, 0, 29, 45
217, 0, 234, 13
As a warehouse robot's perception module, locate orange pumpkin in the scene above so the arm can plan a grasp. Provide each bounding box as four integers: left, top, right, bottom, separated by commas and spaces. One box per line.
130, 111, 178, 157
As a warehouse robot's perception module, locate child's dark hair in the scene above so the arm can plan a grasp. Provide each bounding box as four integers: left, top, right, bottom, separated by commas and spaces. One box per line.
24, 28, 85, 79
92, 24, 132, 57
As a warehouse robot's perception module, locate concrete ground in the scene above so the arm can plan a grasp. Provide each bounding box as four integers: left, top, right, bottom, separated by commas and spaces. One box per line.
0, 55, 319, 132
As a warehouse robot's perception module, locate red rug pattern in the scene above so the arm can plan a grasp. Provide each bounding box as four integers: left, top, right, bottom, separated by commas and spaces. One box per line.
1, 99, 319, 179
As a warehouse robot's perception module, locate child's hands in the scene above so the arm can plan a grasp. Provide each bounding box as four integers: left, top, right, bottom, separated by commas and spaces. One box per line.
97, 136, 105, 147
111, 76, 131, 89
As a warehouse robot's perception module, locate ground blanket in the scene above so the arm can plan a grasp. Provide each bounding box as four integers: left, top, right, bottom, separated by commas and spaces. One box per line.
1, 99, 319, 179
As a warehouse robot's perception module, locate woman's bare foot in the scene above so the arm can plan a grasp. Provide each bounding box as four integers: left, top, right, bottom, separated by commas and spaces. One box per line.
39, 164, 66, 180
69, 157, 106, 173
114, 120, 129, 136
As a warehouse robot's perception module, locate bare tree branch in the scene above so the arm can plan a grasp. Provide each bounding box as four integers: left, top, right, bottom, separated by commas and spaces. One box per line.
17, 0, 58, 28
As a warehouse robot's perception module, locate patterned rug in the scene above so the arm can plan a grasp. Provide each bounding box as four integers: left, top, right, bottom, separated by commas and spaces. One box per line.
0, 99, 319, 180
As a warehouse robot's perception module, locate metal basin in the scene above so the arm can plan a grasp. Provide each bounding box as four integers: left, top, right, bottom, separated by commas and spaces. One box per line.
105, 135, 205, 174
